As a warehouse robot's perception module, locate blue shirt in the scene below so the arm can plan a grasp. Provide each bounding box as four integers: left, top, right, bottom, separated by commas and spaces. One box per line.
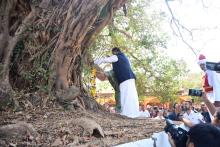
167, 112, 181, 121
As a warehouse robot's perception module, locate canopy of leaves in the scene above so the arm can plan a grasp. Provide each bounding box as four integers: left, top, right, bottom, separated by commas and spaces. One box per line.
87, 0, 189, 103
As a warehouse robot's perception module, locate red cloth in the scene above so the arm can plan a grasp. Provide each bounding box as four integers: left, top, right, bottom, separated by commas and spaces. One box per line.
203, 73, 213, 93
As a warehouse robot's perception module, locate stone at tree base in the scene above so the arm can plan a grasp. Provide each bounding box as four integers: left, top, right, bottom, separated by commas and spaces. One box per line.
56, 85, 80, 101
51, 138, 63, 146
0, 121, 39, 146
55, 85, 81, 110
70, 118, 104, 138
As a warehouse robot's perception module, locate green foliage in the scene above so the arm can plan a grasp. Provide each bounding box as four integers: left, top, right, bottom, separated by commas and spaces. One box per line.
21, 66, 50, 93
88, 0, 189, 104
182, 73, 202, 89
10, 38, 51, 93
148, 57, 187, 103
181, 72, 203, 103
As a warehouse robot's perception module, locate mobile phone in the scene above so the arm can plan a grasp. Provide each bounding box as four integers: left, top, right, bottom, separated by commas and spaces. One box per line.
188, 89, 203, 97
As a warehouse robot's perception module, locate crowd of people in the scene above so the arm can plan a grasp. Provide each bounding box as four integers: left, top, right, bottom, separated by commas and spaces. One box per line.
94, 48, 220, 146
166, 53, 220, 147
166, 93, 220, 147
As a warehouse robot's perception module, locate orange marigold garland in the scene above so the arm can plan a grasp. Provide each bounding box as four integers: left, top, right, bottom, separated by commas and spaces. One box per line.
90, 68, 97, 97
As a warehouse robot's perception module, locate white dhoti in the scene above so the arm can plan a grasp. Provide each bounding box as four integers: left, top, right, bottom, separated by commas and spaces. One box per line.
119, 79, 140, 118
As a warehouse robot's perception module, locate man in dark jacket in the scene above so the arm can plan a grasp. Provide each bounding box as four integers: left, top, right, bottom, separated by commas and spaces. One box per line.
95, 47, 139, 118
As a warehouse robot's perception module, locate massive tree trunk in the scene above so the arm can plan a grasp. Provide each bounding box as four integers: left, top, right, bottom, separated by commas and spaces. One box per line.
0, 0, 127, 110
0, 0, 33, 92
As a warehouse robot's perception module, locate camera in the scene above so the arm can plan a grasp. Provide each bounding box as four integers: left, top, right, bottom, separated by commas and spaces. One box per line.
164, 119, 188, 147
188, 89, 203, 97
206, 62, 220, 72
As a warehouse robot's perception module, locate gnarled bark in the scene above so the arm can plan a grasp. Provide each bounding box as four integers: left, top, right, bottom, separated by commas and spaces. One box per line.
0, 0, 32, 91
0, 0, 127, 110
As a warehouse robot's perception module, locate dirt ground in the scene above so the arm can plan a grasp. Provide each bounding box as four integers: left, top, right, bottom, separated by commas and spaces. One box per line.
0, 108, 165, 147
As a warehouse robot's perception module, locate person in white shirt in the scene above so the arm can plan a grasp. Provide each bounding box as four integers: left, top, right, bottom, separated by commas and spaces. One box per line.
179, 100, 204, 131
139, 105, 150, 117
94, 47, 140, 118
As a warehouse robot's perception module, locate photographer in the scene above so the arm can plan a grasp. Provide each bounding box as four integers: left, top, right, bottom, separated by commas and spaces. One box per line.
168, 123, 220, 147
201, 93, 220, 128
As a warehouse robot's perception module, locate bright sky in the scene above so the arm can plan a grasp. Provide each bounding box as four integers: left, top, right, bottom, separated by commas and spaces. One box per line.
153, 0, 220, 72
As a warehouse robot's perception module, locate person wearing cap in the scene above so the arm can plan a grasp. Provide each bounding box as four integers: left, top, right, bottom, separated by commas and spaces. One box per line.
94, 47, 139, 118
197, 54, 220, 107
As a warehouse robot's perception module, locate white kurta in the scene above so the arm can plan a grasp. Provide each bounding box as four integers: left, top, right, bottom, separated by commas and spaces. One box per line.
95, 55, 140, 118
206, 70, 220, 102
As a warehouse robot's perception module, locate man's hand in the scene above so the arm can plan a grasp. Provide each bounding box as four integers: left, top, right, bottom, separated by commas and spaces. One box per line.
168, 133, 176, 147
96, 71, 107, 81
200, 92, 217, 115
177, 113, 184, 121
201, 92, 209, 102
182, 118, 194, 128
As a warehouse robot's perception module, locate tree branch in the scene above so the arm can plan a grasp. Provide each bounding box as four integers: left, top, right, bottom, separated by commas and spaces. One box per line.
165, 0, 197, 56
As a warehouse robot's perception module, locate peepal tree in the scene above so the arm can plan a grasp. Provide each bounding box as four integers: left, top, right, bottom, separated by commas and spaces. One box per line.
0, 0, 127, 109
